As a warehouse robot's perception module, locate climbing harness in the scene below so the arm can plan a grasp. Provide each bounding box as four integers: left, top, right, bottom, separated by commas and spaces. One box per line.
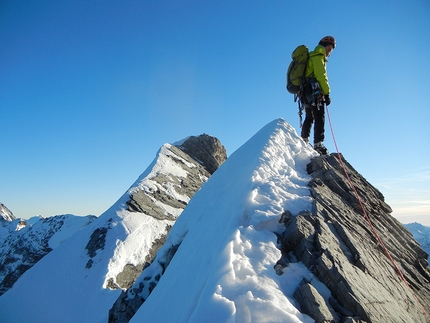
296, 77, 323, 127
325, 104, 430, 322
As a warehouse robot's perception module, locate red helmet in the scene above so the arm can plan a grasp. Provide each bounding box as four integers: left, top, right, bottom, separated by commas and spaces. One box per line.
319, 36, 336, 48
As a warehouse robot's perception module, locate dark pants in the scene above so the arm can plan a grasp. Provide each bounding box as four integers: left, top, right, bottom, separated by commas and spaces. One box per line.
301, 103, 325, 144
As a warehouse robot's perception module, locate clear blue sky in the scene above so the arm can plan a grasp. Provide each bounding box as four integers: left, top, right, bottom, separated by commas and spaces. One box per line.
1, 0, 429, 224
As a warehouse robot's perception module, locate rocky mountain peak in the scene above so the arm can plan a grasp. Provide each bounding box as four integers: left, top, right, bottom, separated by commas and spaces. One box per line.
177, 134, 227, 175
0, 203, 15, 222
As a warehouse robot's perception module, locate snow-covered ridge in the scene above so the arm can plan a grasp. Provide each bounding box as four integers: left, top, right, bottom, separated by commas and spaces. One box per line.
129, 144, 196, 194
101, 139, 224, 290
125, 144, 203, 219
127, 119, 319, 322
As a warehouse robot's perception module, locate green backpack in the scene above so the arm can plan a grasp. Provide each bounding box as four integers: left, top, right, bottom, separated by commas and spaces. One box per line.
286, 45, 309, 94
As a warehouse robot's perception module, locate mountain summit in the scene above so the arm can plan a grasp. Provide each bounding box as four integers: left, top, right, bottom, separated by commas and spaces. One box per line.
0, 119, 429, 323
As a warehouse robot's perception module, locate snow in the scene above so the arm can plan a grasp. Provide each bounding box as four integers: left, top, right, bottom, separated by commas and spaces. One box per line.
106, 210, 173, 282
128, 143, 198, 195
130, 119, 319, 323
0, 215, 95, 284
48, 214, 96, 249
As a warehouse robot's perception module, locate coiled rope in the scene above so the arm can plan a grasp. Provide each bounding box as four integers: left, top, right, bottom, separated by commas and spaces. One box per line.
325, 104, 430, 321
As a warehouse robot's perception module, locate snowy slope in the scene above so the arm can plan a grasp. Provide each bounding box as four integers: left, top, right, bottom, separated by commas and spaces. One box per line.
405, 222, 430, 260
0, 141, 216, 323
0, 214, 96, 296
130, 119, 319, 323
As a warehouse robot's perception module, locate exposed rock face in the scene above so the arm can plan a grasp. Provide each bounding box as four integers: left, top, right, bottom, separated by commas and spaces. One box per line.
0, 214, 96, 296
178, 134, 227, 175
85, 220, 113, 269
276, 154, 430, 323
0, 203, 15, 222
108, 242, 180, 323
126, 135, 227, 221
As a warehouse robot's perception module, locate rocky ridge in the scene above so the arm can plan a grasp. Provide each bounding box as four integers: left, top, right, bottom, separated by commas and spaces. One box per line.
276, 154, 430, 323
108, 134, 226, 289
107, 135, 227, 322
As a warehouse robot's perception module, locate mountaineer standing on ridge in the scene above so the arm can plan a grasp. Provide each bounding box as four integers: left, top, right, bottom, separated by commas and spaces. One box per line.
300, 36, 336, 155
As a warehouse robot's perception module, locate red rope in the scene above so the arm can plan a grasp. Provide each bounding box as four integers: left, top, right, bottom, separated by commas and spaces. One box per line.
325, 105, 430, 321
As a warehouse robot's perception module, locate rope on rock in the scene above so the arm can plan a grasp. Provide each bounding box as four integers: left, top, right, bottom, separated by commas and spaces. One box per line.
325, 104, 430, 322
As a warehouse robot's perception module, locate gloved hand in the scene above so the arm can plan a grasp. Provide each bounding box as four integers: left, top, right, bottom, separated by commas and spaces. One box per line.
324, 94, 331, 106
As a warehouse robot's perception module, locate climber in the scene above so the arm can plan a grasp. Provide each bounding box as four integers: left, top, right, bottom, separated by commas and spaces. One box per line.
301, 36, 336, 155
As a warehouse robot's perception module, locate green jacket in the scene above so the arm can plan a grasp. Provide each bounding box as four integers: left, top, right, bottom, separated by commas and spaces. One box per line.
305, 45, 330, 95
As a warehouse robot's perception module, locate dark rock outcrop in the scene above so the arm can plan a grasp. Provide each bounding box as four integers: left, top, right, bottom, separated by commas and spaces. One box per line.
112, 230, 171, 290
108, 242, 180, 323
178, 134, 227, 175
276, 154, 430, 323
85, 219, 113, 269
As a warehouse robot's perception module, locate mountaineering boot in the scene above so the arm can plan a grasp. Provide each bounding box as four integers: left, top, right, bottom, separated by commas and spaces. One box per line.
302, 137, 309, 144
314, 142, 328, 155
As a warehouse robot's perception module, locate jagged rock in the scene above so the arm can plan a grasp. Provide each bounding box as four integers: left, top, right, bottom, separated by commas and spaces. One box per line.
119, 135, 226, 289
116, 264, 146, 290
178, 134, 227, 175
278, 154, 430, 323
0, 203, 15, 222
85, 225, 110, 258
126, 135, 227, 220
293, 282, 340, 323
114, 232, 170, 290
108, 243, 181, 323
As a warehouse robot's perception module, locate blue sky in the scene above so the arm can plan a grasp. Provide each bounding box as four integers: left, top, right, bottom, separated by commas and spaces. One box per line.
1, 0, 429, 224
